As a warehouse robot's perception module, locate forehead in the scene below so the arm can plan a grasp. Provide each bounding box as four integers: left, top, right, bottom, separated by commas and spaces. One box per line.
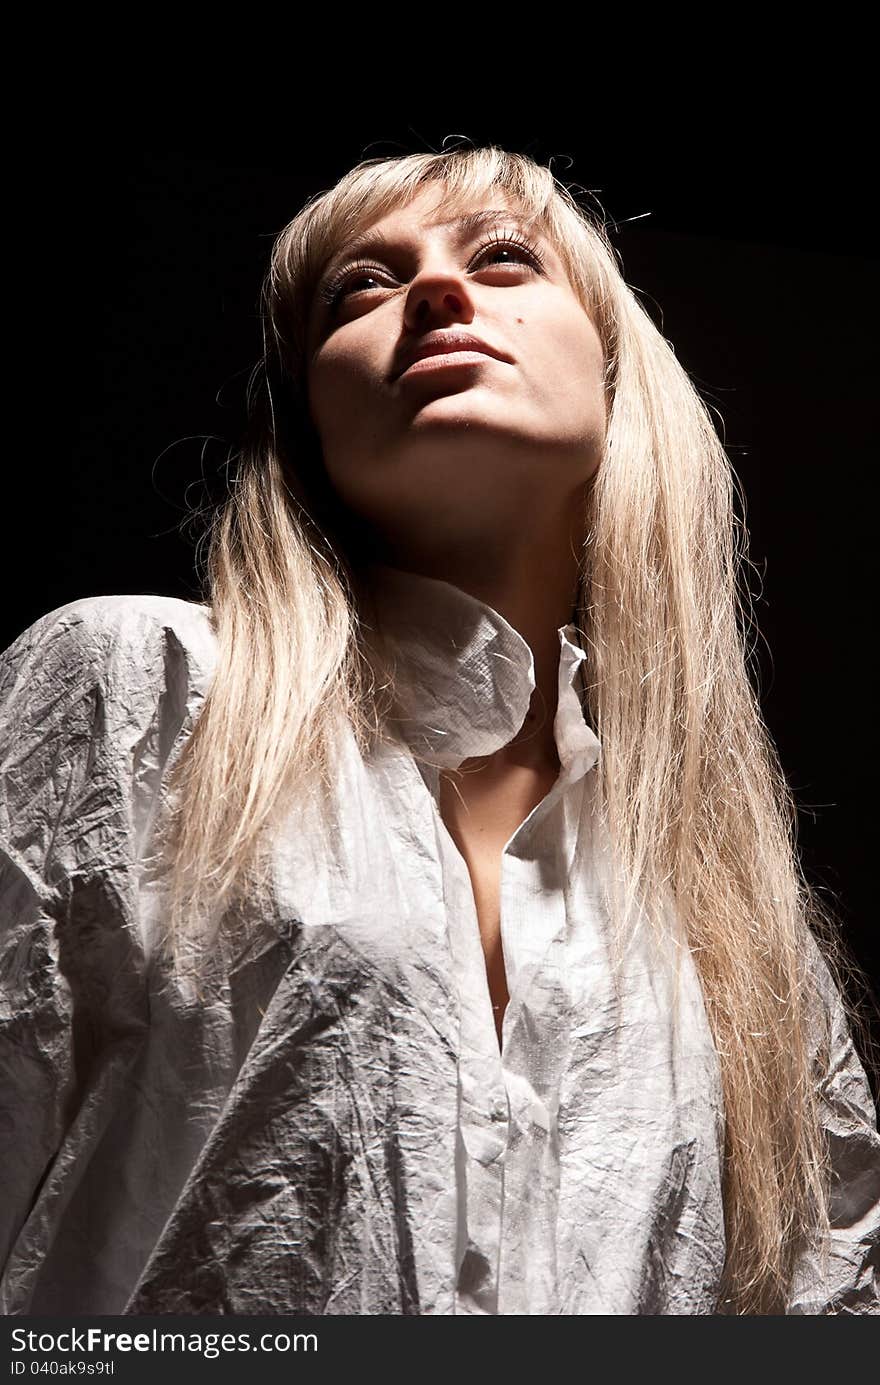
364, 185, 528, 232
320, 187, 548, 276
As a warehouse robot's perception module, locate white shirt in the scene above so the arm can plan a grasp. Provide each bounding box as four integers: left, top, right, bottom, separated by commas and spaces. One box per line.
0, 566, 877, 1315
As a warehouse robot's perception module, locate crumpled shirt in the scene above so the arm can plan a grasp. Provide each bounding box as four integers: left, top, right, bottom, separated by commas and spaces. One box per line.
1, 563, 878, 1315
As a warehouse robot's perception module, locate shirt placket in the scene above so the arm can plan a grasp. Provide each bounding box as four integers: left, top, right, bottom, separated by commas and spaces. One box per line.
428, 761, 584, 1315
493, 791, 573, 1314
432, 808, 510, 1314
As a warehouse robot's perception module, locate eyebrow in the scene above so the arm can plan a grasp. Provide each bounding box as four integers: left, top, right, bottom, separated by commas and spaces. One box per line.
316, 208, 543, 290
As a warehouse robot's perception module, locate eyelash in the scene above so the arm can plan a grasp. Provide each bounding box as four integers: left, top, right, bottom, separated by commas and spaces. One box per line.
318, 229, 546, 311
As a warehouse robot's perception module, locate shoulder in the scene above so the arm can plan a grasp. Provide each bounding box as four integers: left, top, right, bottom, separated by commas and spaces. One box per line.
1, 594, 220, 763
7, 591, 216, 656
1, 596, 220, 880
2, 593, 218, 691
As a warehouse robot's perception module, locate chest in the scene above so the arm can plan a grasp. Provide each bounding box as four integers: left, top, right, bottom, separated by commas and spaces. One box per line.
437, 761, 561, 1049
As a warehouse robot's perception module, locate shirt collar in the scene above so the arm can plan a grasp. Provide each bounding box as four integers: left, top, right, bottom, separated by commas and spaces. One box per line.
360, 561, 601, 777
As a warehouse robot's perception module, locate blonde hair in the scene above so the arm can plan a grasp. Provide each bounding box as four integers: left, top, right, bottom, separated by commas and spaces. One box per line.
148, 144, 877, 1313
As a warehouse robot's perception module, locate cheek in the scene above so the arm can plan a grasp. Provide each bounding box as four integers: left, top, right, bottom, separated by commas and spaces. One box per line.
305, 357, 378, 481
308, 341, 377, 423
561, 305, 602, 362
548, 315, 608, 444
562, 314, 606, 398
306, 354, 340, 415
518, 296, 604, 374
305, 359, 352, 446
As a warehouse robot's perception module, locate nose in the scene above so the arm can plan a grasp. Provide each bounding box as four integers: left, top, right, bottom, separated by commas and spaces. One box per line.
404, 270, 476, 330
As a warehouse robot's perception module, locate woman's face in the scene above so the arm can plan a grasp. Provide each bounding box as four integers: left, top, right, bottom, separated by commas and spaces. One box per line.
304, 186, 607, 567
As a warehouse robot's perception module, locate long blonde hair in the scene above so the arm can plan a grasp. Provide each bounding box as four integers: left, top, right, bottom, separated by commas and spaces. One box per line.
147, 144, 877, 1313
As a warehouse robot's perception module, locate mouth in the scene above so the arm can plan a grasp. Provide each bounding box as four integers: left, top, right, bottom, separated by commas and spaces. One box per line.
397, 349, 503, 380
391, 333, 512, 381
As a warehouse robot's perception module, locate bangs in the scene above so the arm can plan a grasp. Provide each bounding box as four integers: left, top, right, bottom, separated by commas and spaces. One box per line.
271, 148, 606, 373
310, 161, 557, 292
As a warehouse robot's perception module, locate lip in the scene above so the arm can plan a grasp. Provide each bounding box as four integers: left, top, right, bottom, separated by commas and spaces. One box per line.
391, 332, 511, 381
398, 350, 502, 381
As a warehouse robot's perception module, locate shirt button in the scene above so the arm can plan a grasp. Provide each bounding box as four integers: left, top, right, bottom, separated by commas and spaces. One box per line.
490, 1096, 508, 1122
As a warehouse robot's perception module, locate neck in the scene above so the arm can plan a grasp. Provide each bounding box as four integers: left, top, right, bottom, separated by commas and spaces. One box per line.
368, 512, 585, 773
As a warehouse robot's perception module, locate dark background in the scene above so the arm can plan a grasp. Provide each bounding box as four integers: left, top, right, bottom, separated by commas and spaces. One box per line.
7, 119, 878, 1083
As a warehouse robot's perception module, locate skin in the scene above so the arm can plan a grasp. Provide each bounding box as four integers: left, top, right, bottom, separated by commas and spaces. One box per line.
304, 185, 608, 1046
305, 184, 607, 771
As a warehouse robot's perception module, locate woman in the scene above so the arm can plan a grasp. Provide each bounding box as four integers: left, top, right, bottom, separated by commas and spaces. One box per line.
1, 146, 878, 1316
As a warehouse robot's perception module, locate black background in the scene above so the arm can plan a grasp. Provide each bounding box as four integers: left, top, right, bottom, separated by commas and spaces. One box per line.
7, 112, 878, 1080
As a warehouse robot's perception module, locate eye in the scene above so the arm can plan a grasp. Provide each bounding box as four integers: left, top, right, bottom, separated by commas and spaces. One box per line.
318, 229, 546, 313
471, 229, 545, 275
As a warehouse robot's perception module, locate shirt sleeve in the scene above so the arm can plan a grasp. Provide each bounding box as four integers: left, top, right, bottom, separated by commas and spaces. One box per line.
0, 597, 202, 1311
786, 929, 880, 1314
